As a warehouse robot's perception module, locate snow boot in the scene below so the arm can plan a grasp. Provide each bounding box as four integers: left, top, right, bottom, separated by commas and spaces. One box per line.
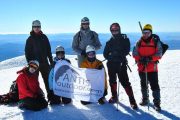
109, 83, 118, 103
139, 98, 149, 106
108, 96, 118, 103
129, 96, 138, 110
62, 97, 72, 104
154, 102, 161, 112
48, 91, 61, 105
98, 97, 105, 105
81, 101, 91, 105
152, 90, 161, 111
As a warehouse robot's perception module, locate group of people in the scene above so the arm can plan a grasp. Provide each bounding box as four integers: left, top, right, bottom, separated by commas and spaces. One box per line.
0, 17, 163, 112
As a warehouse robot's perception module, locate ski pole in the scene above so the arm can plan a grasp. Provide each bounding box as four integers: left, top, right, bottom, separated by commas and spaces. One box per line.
101, 59, 107, 62
139, 21, 143, 33
126, 64, 132, 72
116, 80, 120, 111
145, 63, 150, 110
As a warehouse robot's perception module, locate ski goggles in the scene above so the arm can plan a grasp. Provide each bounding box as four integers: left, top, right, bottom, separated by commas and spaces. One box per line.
29, 64, 38, 70
87, 51, 95, 58
56, 51, 65, 55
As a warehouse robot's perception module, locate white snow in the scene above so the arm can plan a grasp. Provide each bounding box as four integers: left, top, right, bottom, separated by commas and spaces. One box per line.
0, 50, 180, 120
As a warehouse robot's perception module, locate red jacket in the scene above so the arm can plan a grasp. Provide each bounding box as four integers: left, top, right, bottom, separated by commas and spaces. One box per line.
133, 36, 162, 72
16, 67, 41, 99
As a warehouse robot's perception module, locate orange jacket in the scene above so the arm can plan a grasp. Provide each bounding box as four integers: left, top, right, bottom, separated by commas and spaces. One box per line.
80, 59, 108, 90
133, 37, 162, 72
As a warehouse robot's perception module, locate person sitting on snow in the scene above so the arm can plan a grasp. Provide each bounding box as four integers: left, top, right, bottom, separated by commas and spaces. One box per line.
48, 46, 72, 105
80, 45, 108, 105
17, 60, 48, 111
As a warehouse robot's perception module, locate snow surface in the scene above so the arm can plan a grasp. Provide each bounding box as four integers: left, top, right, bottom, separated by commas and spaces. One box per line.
0, 51, 180, 120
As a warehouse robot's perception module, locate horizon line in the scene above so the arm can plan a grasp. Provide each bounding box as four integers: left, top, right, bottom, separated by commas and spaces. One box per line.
0, 31, 180, 35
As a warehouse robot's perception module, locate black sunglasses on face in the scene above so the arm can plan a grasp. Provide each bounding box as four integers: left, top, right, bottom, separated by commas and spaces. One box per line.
82, 23, 89, 25
33, 26, 41, 28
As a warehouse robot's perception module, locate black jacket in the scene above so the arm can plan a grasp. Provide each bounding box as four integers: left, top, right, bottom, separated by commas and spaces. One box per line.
25, 31, 53, 65
103, 34, 130, 63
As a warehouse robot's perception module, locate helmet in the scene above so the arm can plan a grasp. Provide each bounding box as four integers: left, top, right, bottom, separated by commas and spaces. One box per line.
86, 45, 95, 53
143, 24, 152, 32
81, 17, 90, 24
32, 20, 41, 27
28, 60, 39, 68
56, 46, 65, 52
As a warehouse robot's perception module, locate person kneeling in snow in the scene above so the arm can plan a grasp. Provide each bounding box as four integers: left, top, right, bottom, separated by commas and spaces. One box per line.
48, 46, 72, 105
80, 45, 108, 105
17, 60, 48, 111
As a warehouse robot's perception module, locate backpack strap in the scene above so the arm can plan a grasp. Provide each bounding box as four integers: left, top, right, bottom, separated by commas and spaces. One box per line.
78, 31, 95, 43
121, 34, 128, 39
78, 31, 81, 42
151, 34, 160, 48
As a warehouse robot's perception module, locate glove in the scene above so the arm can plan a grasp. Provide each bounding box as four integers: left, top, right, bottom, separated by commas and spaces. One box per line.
139, 57, 152, 65
96, 65, 103, 70
81, 50, 86, 56
0, 94, 11, 104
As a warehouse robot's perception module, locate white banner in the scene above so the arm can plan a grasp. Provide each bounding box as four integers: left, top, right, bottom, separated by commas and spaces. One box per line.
53, 60, 105, 102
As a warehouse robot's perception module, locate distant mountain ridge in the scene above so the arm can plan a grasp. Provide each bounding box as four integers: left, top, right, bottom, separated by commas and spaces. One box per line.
0, 33, 180, 61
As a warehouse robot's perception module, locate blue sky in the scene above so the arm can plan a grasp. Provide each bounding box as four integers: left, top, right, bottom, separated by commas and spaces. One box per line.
0, 0, 179, 34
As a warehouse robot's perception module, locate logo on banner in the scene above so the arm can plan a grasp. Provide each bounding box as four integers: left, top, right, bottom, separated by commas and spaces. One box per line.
53, 60, 104, 102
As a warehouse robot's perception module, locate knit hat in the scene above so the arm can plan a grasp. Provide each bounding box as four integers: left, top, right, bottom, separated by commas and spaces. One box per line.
28, 60, 39, 68
81, 17, 90, 24
32, 20, 41, 27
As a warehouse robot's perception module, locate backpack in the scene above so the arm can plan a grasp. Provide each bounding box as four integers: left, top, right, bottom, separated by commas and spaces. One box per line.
0, 80, 19, 104
137, 34, 169, 56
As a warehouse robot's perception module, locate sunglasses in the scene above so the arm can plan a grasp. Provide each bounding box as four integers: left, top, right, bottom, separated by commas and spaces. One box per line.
29, 64, 38, 70
82, 23, 89, 25
87, 51, 95, 56
33, 26, 41, 28
142, 30, 151, 34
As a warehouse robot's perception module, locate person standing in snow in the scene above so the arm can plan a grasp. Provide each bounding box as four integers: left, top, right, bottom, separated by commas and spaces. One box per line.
72, 17, 102, 67
17, 60, 48, 111
132, 24, 162, 111
48, 46, 72, 105
80, 45, 108, 105
103, 23, 138, 110
25, 20, 53, 97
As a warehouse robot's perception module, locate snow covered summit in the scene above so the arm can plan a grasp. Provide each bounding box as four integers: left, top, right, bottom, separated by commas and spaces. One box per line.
0, 51, 180, 120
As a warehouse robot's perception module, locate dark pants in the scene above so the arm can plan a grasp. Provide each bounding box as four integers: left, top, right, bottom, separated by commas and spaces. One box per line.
139, 72, 160, 103
107, 62, 131, 88
48, 90, 71, 104
39, 63, 51, 93
107, 61, 135, 98
19, 97, 48, 111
